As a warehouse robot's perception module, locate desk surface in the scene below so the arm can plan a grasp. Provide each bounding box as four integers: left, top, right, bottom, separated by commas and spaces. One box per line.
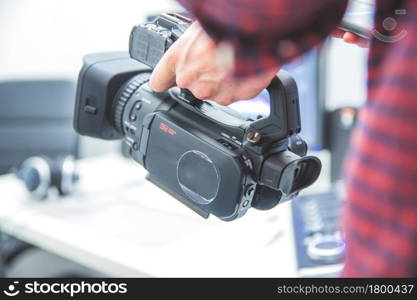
0, 154, 330, 277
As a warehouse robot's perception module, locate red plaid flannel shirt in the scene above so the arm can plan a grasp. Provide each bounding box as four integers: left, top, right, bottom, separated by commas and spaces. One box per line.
179, 0, 417, 277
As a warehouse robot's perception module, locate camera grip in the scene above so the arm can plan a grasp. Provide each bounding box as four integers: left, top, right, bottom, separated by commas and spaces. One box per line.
178, 88, 201, 105
246, 70, 301, 149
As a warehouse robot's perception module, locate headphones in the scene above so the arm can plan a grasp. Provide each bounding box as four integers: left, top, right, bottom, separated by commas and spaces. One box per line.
15, 155, 79, 199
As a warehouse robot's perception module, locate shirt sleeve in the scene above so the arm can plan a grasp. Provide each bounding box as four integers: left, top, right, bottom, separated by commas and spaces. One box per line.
178, 0, 348, 77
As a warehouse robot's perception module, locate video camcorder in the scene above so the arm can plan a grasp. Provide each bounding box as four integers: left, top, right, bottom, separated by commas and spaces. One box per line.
73, 13, 321, 221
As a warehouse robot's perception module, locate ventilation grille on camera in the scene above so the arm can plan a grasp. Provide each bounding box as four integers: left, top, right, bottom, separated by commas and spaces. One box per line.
113, 73, 150, 134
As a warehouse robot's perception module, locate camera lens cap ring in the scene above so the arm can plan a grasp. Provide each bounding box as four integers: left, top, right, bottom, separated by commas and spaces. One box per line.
113, 72, 150, 134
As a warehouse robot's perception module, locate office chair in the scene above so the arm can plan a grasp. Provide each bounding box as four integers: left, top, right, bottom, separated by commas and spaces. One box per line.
0, 79, 80, 277
0, 80, 79, 174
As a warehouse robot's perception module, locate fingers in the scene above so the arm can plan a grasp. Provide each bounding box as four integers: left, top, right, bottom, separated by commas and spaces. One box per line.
149, 46, 178, 92
150, 20, 277, 106
233, 68, 278, 99
331, 28, 346, 39
188, 81, 219, 99
332, 28, 369, 48
150, 21, 216, 93
210, 68, 278, 105
343, 32, 369, 48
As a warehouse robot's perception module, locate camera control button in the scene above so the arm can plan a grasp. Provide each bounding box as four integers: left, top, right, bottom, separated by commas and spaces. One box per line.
132, 143, 139, 151
135, 102, 142, 111
244, 185, 255, 198
130, 114, 137, 121
84, 105, 97, 115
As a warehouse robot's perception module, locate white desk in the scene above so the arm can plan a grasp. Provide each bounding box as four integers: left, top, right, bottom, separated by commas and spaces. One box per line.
0, 153, 330, 277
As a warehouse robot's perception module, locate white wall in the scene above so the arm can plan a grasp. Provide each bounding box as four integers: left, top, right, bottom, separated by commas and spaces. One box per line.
0, 0, 180, 157
0, 0, 180, 80
324, 0, 373, 110
324, 38, 368, 110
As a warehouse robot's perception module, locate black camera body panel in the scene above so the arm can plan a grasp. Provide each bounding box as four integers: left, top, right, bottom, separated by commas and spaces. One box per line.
74, 52, 148, 140
130, 13, 192, 68
115, 72, 256, 219
73, 14, 322, 221
144, 113, 250, 220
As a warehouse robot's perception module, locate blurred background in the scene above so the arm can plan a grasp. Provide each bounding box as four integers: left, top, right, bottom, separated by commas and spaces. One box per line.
0, 0, 180, 158
0, 0, 373, 277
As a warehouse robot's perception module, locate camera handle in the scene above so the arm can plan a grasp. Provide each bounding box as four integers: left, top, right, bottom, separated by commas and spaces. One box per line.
170, 70, 302, 154
244, 70, 301, 153
177, 88, 201, 106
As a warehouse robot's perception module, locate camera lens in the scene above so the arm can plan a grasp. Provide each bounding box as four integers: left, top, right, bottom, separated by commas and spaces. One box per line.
177, 150, 220, 205
113, 73, 151, 135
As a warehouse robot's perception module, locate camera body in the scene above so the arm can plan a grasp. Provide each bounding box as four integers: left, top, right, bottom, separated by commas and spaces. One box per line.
73, 14, 321, 221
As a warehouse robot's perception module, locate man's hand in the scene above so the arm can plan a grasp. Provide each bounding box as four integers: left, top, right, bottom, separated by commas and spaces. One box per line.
150, 22, 369, 105
149, 22, 278, 105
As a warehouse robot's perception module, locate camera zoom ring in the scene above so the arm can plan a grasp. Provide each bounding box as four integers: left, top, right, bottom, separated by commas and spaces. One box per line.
113, 73, 149, 134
